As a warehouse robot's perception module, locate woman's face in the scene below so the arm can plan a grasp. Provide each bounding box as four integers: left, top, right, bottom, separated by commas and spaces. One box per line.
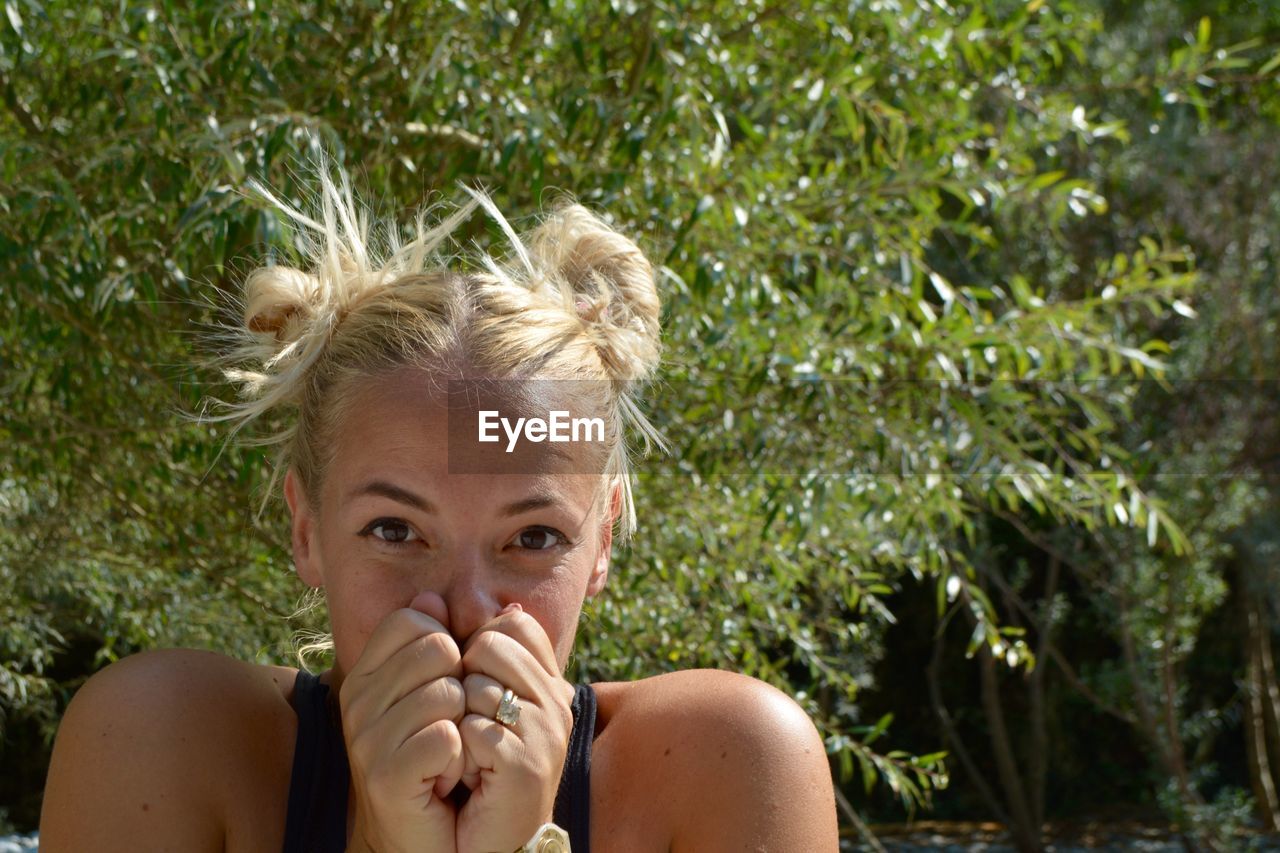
284, 366, 615, 684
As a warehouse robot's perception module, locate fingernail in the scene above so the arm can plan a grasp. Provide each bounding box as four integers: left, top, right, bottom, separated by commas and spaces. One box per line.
501, 602, 523, 615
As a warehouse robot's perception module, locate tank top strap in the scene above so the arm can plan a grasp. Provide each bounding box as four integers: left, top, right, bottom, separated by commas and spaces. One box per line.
553, 682, 597, 850
282, 669, 350, 853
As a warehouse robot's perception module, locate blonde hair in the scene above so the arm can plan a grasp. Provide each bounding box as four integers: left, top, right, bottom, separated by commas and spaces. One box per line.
200, 162, 666, 665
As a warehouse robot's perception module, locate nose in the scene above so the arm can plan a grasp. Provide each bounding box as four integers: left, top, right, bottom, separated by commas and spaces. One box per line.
438, 552, 503, 648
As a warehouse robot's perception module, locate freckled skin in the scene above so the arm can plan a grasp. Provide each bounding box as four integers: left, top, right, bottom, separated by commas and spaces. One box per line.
287, 366, 614, 693
284, 366, 616, 846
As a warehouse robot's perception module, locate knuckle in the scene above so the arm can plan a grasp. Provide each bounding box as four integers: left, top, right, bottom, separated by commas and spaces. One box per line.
556, 703, 573, 737
409, 681, 435, 709
418, 715, 447, 739
385, 608, 421, 636
464, 630, 502, 662
510, 613, 549, 648
459, 713, 487, 737
442, 675, 465, 703
441, 718, 462, 749
405, 681, 440, 717
440, 673, 464, 697
423, 718, 462, 755
417, 630, 456, 660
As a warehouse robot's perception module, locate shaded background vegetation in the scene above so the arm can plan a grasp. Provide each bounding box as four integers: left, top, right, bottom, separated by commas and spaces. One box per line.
2, 0, 1278, 849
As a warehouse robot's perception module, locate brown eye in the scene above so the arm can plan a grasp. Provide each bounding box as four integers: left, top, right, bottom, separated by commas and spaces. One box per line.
360, 518, 420, 546
516, 527, 566, 551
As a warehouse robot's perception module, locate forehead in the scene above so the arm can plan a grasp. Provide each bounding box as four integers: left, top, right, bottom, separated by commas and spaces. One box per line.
324, 366, 606, 505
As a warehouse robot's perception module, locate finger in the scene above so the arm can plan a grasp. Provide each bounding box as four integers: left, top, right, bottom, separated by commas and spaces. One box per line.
460, 629, 550, 702
459, 672, 534, 791
382, 717, 464, 802
380, 677, 467, 753
459, 710, 565, 779
408, 589, 451, 632
463, 606, 560, 677
461, 671, 507, 720
458, 712, 515, 789
460, 727, 482, 792
429, 720, 466, 800
357, 677, 465, 799
348, 606, 453, 681
363, 634, 464, 722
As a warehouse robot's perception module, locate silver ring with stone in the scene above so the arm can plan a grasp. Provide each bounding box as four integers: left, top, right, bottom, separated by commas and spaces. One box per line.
495, 688, 521, 727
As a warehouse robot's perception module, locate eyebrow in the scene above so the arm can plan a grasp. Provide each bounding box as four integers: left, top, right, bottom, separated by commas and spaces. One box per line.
498, 493, 561, 517
347, 480, 564, 518
348, 480, 435, 512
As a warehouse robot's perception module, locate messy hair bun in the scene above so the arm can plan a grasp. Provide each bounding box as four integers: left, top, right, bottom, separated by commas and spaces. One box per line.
528, 204, 662, 381
201, 158, 665, 544
242, 265, 322, 342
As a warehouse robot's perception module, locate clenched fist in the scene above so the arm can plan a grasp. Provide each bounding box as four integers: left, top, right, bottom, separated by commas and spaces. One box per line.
339, 591, 465, 853
339, 593, 576, 853
455, 602, 576, 853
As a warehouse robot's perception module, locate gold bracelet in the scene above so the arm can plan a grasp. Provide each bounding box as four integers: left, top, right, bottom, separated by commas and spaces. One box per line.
515, 822, 570, 853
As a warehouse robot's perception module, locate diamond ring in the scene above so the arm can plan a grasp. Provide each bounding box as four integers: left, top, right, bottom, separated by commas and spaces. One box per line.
495, 688, 521, 726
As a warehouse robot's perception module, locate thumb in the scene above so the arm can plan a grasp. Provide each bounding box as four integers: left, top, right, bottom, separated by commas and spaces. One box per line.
432, 729, 466, 800
409, 589, 451, 633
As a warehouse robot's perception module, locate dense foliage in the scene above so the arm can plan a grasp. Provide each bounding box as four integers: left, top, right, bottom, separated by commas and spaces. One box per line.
1, 0, 1277, 847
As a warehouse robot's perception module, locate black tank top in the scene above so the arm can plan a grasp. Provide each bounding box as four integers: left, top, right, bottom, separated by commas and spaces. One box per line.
281, 669, 596, 852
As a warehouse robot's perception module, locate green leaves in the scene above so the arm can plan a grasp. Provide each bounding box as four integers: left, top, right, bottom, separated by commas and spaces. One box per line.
5, 0, 1273, 834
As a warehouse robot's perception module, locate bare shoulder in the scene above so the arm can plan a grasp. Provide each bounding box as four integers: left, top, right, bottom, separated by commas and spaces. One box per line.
596, 668, 819, 730
38, 648, 297, 853
592, 670, 840, 852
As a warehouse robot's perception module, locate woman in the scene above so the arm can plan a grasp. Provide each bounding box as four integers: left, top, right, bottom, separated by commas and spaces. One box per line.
38, 165, 840, 852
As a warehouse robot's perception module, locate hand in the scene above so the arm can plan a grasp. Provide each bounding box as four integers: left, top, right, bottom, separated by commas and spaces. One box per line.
455, 603, 576, 853
339, 592, 465, 853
